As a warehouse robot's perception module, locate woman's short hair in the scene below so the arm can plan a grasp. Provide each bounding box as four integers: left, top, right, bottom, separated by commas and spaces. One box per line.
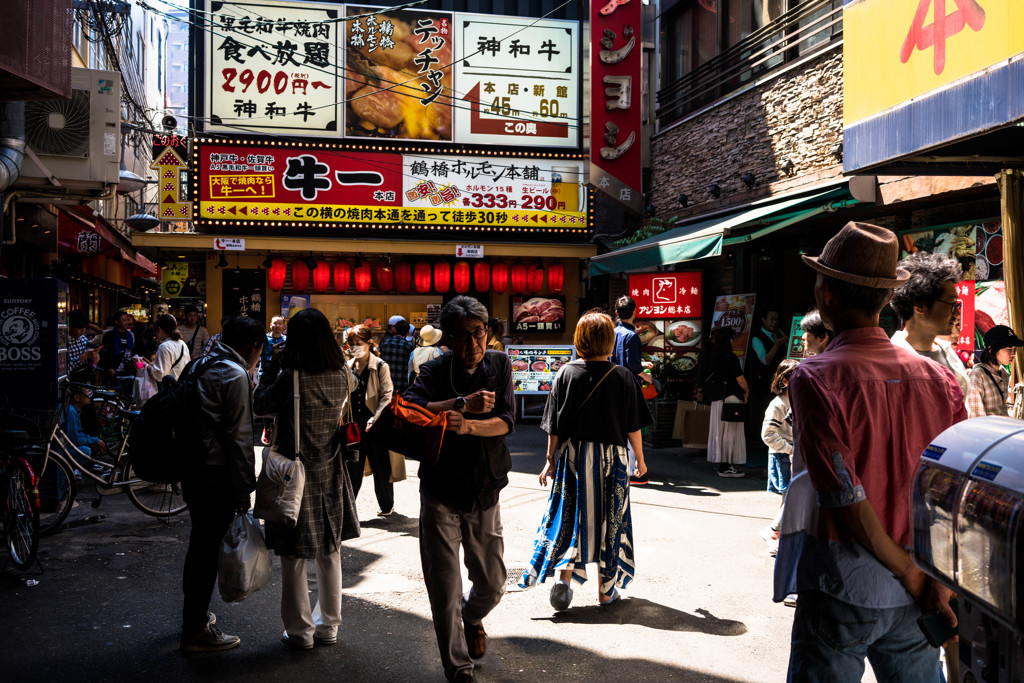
156, 313, 181, 342
283, 308, 345, 372
771, 359, 800, 396
800, 309, 834, 343
487, 316, 505, 337
348, 323, 380, 356
574, 312, 615, 358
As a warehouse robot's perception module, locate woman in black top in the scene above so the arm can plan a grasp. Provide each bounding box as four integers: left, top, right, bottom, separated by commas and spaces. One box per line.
694, 326, 750, 477
519, 311, 653, 610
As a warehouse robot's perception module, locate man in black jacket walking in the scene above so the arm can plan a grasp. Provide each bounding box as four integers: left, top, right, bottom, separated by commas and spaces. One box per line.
405, 296, 515, 683
179, 316, 264, 652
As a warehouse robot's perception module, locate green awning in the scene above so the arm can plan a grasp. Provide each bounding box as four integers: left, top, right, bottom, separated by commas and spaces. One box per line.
589, 186, 854, 276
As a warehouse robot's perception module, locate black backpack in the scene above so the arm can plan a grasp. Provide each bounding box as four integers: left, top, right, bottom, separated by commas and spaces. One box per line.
128, 355, 225, 484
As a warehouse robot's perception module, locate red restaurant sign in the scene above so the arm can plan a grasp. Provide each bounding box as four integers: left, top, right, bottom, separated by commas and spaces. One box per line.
589, 0, 643, 214
628, 272, 702, 319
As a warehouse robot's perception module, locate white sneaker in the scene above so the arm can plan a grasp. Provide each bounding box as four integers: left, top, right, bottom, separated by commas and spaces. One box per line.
717, 466, 745, 478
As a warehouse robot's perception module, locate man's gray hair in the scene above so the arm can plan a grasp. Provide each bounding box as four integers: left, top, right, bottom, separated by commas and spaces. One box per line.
440, 296, 489, 334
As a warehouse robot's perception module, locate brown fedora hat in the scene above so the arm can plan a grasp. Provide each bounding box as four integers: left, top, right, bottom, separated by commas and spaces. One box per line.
802, 222, 910, 289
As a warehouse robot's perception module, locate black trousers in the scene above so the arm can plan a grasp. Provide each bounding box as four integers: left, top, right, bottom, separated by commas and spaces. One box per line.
346, 432, 394, 513
181, 467, 235, 634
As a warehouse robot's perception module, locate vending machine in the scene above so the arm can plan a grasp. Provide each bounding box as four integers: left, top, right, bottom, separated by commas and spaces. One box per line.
0, 278, 68, 410
912, 416, 1024, 683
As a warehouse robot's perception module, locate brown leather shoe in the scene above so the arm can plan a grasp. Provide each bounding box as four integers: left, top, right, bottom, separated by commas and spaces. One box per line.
465, 621, 486, 659
452, 669, 475, 683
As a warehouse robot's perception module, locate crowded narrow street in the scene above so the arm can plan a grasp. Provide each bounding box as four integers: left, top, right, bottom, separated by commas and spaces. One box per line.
1, 426, 806, 683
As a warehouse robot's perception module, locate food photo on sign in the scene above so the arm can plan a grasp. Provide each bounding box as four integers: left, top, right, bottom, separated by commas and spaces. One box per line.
711, 294, 757, 365
511, 296, 565, 333
344, 7, 454, 141
508, 345, 574, 394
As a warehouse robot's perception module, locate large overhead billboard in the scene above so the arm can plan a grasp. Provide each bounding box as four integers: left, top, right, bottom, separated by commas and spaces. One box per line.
201, 1, 580, 148
192, 141, 588, 233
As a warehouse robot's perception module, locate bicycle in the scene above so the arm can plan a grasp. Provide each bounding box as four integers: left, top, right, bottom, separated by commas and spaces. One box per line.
7, 382, 187, 536
0, 430, 40, 569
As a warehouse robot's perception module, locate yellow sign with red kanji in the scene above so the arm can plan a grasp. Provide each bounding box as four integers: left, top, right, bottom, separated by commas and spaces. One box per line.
845, 0, 1024, 126
151, 145, 191, 221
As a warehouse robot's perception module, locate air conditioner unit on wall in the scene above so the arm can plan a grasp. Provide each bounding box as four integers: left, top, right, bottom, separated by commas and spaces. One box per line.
17, 68, 121, 190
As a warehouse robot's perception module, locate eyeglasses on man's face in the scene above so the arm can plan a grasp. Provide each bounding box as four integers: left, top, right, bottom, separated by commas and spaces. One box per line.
933, 298, 963, 313
450, 326, 487, 343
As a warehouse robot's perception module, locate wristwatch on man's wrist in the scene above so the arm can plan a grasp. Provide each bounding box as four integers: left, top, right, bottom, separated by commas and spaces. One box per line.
454, 396, 467, 412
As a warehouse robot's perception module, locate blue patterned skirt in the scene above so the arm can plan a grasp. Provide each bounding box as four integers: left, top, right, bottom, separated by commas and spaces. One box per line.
519, 440, 635, 595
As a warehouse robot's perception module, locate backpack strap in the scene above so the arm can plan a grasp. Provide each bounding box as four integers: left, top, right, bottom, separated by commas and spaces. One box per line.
978, 364, 1006, 403
171, 344, 185, 370
570, 364, 617, 423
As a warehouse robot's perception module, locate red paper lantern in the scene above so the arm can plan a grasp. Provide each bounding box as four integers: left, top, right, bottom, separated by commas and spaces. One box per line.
414, 261, 431, 293
313, 260, 331, 292
474, 261, 491, 291
510, 263, 528, 294
491, 262, 508, 294
394, 262, 411, 292
354, 261, 372, 292
434, 262, 450, 293
333, 261, 350, 292
528, 265, 544, 293
268, 258, 287, 291
376, 261, 395, 291
548, 263, 564, 294
291, 260, 309, 293
453, 261, 471, 294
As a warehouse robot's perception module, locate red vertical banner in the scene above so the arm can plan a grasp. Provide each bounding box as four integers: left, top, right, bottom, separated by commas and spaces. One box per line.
589, 0, 643, 215
955, 280, 975, 352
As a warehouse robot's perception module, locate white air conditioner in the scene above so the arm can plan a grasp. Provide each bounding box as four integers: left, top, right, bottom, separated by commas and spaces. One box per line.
18, 68, 121, 190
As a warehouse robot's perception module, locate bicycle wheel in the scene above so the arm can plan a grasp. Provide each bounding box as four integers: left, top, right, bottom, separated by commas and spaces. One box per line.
122, 460, 187, 517
34, 453, 76, 536
4, 459, 39, 569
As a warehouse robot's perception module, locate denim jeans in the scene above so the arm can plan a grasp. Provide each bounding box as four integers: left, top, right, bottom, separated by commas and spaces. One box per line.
788, 590, 944, 683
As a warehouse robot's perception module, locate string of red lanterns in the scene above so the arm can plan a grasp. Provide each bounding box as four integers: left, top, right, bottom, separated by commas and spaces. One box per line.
270, 258, 562, 296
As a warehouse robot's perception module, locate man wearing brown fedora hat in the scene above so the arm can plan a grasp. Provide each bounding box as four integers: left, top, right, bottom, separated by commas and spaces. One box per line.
777, 222, 966, 681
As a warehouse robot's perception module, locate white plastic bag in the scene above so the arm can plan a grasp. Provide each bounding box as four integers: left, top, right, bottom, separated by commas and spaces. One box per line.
218, 512, 272, 603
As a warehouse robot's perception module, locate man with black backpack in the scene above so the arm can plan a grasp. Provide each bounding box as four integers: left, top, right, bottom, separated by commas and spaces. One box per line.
179, 316, 265, 653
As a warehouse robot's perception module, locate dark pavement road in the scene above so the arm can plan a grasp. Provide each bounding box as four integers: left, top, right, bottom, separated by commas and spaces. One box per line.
1, 425, 790, 683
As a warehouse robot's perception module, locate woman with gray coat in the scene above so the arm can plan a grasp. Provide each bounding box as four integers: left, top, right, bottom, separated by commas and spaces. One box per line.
345, 323, 396, 517
253, 308, 358, 649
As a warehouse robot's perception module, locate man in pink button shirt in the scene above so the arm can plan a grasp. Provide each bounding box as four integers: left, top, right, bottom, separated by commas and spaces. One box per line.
782, 222, 966, 682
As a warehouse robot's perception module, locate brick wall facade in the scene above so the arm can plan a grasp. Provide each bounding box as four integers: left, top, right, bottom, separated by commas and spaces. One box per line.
649, 49, 845, 220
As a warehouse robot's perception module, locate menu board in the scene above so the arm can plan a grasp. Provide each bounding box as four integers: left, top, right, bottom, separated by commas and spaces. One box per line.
507, 345, 575, 394
786, 316, 806, 360
711, 293, 756, 366
635, 318, 701, 378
